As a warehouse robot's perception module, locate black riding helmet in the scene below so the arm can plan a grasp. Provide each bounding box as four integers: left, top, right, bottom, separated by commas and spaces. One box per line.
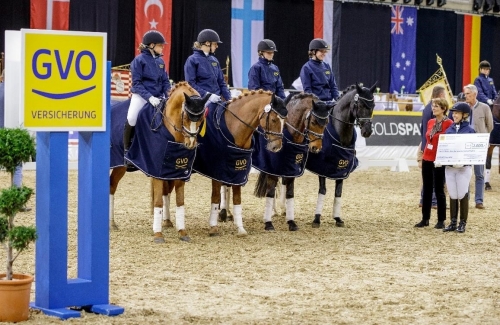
197, 29, 222, 44
479, 60, 491, 69
258, 39, 277, 52
309, 38, 329, 51
450, 102, 471, 115
456, 92, 466, 102
142, 30, 166, 45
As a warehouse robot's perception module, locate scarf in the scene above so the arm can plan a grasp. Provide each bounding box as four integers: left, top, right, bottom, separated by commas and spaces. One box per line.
429, 116, 448, 140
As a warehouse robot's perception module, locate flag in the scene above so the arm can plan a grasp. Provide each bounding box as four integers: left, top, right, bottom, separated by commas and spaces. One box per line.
135, 0, 172, 71
390, 6, 417, 94
314, 0, 334, 66
231, 0, 264, 88
30, 0, 70, 30
461, 14, 481, 85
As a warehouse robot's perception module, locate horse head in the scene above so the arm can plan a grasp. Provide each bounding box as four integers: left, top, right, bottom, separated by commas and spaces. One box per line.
181, 92, 210, 149
259, 93, 287, 153
354, 82, 376, 138
306, 99, 331, 153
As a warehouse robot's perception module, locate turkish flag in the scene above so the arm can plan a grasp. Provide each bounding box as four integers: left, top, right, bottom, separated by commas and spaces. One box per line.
30, 0, 70, 30
135, 0, 172, 72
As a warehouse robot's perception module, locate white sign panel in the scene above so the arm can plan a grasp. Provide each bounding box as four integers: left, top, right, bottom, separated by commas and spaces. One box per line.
435, 133, 489, 166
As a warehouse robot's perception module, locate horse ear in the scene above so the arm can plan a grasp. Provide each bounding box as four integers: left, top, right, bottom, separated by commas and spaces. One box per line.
370, 82, 378, 93
201, 93, 211, 103
356, 82, 362, 93
183, 92, 192, 103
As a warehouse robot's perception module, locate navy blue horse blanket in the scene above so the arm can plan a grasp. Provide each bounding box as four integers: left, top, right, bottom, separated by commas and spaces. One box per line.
305, 121, 358, 180
193, 104, 253, 186
252, 128, 308, 177
111, 99, 196, 181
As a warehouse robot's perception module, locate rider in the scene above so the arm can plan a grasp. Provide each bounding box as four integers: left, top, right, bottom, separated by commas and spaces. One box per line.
184, 29, 231, 105
473, 60, 497, 107
300, 38, 339, 104
247, 39, 286, 99
124, 30, 171, 163
443, 103, 475, 233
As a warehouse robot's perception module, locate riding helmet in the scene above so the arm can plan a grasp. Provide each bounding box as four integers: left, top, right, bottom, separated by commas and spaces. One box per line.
450, 102, 471, 115
309, 38, 329, 51
197, 29, 222, 44
456, 92, 466, 102
142, 30, 166, 45
479, 60, 491, 69
258, 39, 277, 52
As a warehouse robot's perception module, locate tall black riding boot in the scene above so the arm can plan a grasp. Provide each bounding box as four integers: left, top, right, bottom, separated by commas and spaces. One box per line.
457, 194, 469, 233
444, 199, 458, 232
123, 121, 135, 165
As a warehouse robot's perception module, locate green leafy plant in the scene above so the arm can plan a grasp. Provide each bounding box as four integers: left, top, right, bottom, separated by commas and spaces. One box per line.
0, 128, 37, 280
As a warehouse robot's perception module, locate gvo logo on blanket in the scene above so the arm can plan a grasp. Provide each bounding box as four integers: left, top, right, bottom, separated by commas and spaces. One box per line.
21, 29, 107, 131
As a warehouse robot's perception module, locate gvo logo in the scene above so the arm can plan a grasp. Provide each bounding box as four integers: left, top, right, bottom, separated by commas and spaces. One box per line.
32, 49, 97, 99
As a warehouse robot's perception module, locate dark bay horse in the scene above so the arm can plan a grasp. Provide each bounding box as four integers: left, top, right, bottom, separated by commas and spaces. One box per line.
193, 90, 287, 237
306, 82, 376, 228
252, 93, 331, 231
486, 96, 500, 187
109, 82, 209, 243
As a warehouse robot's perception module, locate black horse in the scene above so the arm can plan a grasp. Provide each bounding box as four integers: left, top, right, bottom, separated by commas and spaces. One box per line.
305, 82, 376, 227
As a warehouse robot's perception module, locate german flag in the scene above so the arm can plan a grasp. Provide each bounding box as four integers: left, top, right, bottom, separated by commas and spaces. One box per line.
457, 14, 481, 86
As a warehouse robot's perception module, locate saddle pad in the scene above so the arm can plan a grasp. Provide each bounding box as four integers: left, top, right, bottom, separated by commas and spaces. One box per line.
252, 128, 309, 177
125, 102, 196, 181
110, 99, 133, 169
193, 103, 253, 186
305, 120, 358, 180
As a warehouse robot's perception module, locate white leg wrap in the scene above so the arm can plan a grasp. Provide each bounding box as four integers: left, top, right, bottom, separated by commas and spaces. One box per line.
163, 194, 170, 221
485, 169, 491, 183
220, 185, 227, 209
109, 194, 114, 223
286, 198, 294, 221
264, 197, 274, 222
175, 205, 185, 230
233, 205, 243, 228
209, 203, 219, 227
279, 184, 286, 212
315, 193, 325, 215
153, 207, 163, 233
333, 197, 342, 219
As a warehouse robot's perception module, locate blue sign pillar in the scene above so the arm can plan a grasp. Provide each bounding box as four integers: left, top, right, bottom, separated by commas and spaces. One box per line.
31, 63, 124, 319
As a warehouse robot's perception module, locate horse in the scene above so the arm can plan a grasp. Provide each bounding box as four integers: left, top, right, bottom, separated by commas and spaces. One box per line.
305, 82, 376, 228
485, 96, 500, 189
192, 90, 288, 237
252, 93, 331, 231
109, 82, 209, 243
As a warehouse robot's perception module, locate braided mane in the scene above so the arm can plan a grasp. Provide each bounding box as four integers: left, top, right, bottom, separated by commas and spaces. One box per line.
228, 89, 272, 104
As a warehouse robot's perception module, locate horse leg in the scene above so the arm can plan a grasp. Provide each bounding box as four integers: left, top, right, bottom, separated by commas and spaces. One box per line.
219, 185, 233, 222
231, 185, 247, 237
276, 177, 286, 216
173, 180, 190, 242
283, 177, 298, 231
109, 166, 127, 231
209, 180, 222, 236
312, 176, 327, 228
485, 145, 495, 190
263, 176, 278, 231
162, 180, 173, 228
333, 179, 345, 227
152, 178, 166, 243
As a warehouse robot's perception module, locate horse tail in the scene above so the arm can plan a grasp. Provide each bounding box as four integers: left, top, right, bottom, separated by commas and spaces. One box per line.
254, 172, 269, 198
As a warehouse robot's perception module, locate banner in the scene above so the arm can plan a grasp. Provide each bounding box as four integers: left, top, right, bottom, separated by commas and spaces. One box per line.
30, 0, 70, 30
461, 14, 481, 85
390, 6, 417, 94
231, 0, 264, 88
135, 0, 172, 70
365, 112, 422, 146
314, 0, 334, 66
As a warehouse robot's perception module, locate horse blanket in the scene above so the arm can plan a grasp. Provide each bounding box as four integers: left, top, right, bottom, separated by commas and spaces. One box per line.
111, 99, 196, 181
305, 121, 358, 180
490, 116, 500, 145
252, 128, 308, 177
193, 104, 253, 186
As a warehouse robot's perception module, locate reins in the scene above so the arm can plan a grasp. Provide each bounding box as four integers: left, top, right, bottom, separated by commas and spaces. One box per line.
286, 109, 327, 144
330, 93, 374, 127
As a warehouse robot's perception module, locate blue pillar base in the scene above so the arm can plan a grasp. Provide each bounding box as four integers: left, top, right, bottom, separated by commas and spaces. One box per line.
30, 302, 124, 320
90, 304, 125, 316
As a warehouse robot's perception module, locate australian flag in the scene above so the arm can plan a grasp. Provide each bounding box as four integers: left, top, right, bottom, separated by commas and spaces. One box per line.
390, 6, 417, 94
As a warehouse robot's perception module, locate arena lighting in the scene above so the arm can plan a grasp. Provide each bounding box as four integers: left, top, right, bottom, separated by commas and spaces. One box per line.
392, 0, 399, 3
473, 0, 483, 11
426, 0, 435, 5
437, 0, 446, 6
403, 0, 412, 4
415, 0, 423, 4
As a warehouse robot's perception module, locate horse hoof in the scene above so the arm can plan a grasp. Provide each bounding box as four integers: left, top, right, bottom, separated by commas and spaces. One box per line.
153, 232, 165, 244
287, 220, 298, 231
179, 236, 191, 242
219, 209, 227, 222
179, 229, 190, 242
334, 217, 345, 227
227, 214, 234, 221
264, 221, 275, 231
237, 228, 248, 237
209, 226, 220, 237
312, 222, 320, 228
163, 219, 174, 228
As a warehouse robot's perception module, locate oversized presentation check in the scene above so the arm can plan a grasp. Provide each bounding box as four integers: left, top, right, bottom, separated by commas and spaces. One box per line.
435, 133, 489, 165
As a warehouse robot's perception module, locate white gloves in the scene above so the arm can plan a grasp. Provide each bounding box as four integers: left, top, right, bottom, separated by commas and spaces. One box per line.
208, 93, 221, 103
452, 164, 464, 168
434, 162, 442, 168
487, 99, 493, 106
149, 96, 161, 107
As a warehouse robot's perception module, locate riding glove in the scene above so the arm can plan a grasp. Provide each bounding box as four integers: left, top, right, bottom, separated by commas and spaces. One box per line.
149, 96, 161, 107
487, 99, 493, 106
208, 94, 221, 103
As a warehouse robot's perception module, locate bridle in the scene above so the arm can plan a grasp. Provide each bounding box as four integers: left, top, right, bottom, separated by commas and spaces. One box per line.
151, 97, 206, 138
331, 92, 375, 127
286, 109, 328, 144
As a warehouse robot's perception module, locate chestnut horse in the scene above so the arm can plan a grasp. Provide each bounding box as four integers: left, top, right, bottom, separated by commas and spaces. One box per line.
253, 93, 331, 231
306, 82, 376, 227
192, 90, 287, 237
109, 82, 209, 243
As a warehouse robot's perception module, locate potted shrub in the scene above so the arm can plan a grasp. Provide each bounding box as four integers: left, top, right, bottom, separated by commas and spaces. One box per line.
0, 127, 37, 322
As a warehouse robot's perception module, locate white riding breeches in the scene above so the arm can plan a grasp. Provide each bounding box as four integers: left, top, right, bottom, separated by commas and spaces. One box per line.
445, 166, 472, 199
127, 93, 147, 126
